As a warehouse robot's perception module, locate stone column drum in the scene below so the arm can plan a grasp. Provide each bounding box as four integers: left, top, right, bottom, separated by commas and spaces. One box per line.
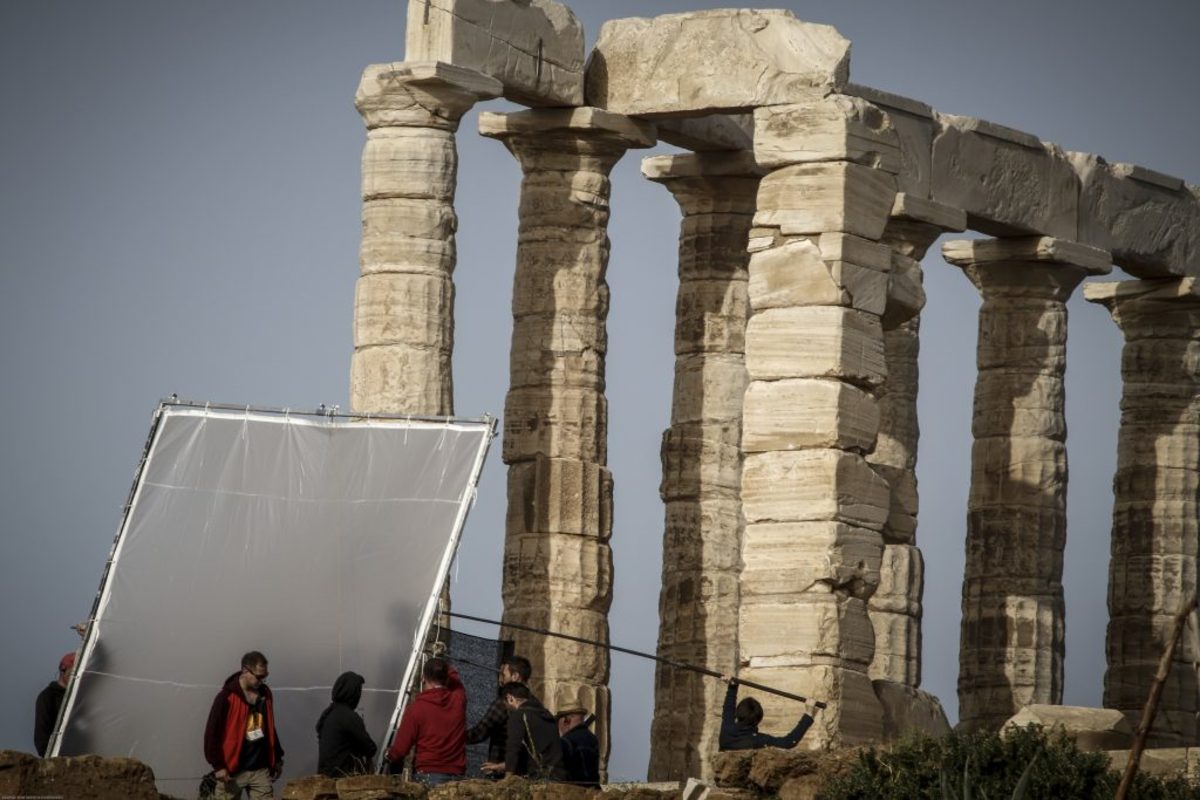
351, 62, 500, 415
1086, 277, 1200, 745
945, 237, 1111, 732
480, 107, 654, 770
642, 152, 761, 781
869, 196, 966, 688
738, 95, 902, 746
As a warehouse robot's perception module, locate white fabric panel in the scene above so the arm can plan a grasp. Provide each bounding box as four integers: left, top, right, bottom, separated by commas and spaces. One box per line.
53, 405, 492, 798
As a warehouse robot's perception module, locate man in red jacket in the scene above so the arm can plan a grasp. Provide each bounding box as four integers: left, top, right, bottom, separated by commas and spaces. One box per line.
385, 657, 466, 786
204, 651, 284, 799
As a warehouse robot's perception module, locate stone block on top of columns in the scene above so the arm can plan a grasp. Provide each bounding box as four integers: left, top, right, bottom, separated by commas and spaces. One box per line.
742, 378, 879, 454
943, 236, 1113, 295
356, 61, 502, 131
480, 106, 656, 162
754, 94, 902, 173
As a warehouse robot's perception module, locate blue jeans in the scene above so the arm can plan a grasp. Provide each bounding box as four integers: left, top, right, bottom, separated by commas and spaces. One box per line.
416, 772, 460, 787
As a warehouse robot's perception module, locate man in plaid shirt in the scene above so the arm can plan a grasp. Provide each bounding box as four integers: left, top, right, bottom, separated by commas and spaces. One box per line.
467, 655, 533, 769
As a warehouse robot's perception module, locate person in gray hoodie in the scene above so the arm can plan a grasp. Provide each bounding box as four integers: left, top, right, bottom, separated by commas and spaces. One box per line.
316, 672, 377, 777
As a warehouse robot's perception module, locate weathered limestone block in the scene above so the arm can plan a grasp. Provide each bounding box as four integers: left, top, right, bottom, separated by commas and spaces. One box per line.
747, 235, 891, 316
932, 114, 1080, 240
754, 95, 901, 172
882, 253, 925, 329
358, 198, 457, 275
847, 85, 936, 199
506, 456, 612, 539
737, 665, 884, 746
740, 593, 876, 669
972, 373, 1066, 439
511, 254, 608, 316
742, 450, 890, 529
586, 9, 849, 117
675, 278, 750, 355
503, 386, 605, 464
353, 272, 453, 348
1003, 705, 1134, 752
870, 611, 920, 684
872, 545, 923, 616
350, 346, 452, 416
356, 61, 501, 131
742, 379, 879, 453
502, 532, 612, 610
740, 521, 883, 600
745, 307, 886, 385
873, 681, 950, 742
361, 126, 457, 201
1071, 154, 1200, 280
405, 0, 584, 106
755, 163, 897, 239
671, 354, 749, 425
660, 426, 742, 500
656, 113, 754, 153
662, 498, 742, 573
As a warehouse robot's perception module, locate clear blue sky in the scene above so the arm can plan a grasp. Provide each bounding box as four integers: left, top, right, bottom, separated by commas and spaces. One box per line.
1, 0, 1197, 782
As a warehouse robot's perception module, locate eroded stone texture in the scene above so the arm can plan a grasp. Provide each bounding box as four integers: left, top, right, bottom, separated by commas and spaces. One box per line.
945, 237, 1111, 732
483, 108, 654, 775
586, 10, 849, 118
351, 62, 501, 416
405, 0, 584, 107
847, 85, 935, 200
642, 151, 759, 782
872, 681, 951, 742
1003, 705, 1134, 752
1086, 278, 1200, 746
738, 95, 899, 748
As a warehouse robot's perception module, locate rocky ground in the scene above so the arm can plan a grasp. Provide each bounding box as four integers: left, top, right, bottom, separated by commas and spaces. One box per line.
0, 748, 862, 800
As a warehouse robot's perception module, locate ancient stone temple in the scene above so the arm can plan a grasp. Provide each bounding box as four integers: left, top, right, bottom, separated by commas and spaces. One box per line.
349, 0, 1200, 780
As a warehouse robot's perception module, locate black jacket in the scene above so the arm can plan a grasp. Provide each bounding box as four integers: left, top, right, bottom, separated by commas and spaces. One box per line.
718, 681, 812, 751
560, 723, 600, 788
504, 699, 568, 781
34, 681, 65, 757
465, 688, 510, 763
316, 672, 377, 777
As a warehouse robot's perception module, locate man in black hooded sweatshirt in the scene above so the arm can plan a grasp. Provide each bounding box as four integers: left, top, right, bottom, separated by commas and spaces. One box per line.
481, 683, 568, 781
316, 671, 377, 777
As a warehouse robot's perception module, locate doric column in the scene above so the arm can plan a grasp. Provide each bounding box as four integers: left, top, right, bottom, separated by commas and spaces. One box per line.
945, 237, 1111, 732
739, 95, 901, 747
868, 196, 965, 688
351, 62, 500, 415
480, 107, 655, 771
1086, 277, 1200, 745
642, 152, 761, 781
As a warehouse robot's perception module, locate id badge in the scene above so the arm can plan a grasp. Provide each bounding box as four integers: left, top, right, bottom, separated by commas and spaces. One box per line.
246, 727, 265, 742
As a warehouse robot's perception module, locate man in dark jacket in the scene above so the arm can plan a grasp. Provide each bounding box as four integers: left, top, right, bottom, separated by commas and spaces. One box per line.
204, 651, 284, 799
33, 652, 75, 756
465, 655, 532, 770
385, 658, 466, 786
482, 683, 568, 781
316, 671, 377, 777
717, 674, 814, 751
556, 706, 600, 788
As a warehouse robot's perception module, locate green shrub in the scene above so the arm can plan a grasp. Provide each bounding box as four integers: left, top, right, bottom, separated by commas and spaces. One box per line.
818, 726, 1200, 800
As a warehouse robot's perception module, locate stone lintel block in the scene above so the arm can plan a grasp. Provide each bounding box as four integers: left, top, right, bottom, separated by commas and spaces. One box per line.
586, 10, 849, 117
873, 681, 950, 741
350, 345, 451, 416
742, 449, 890, 529
356, 61, 502, 129
502, 532, 613, 610
362, 126, 457, 202
739, 594, 875, 666
503, 607, 610, 682
745, 306, 886, 387
740, 521, 883, 600
969, 436, 1067, 510
479, 106, 656, 149
748, 236, 890, 315
405, 0, 584, 107
661, 426, 742, 501
662, 497, 743, 573
675, 278, 750, 356
1003, 705, 1133, 751
742, 378, 880, 453
643, 150, 764, 182
672, 354, 748, 424
353, 272, 453, 349
847, 84, 936, 199
1071, 154, 1200, 280
753, 95, 901, 173
931, 113, 1080, 240
506, 455, 612, 539
503, 386, 606, 463
360, 198, 456, 275
890, 193, 967, 231
755, 162, 897, 240
1084, 277, 1200, 314
871, 544, 924, 616
869, 612, 921, 685
972, 372, 1066, 439
943, 236, 1112, 275
655, 113, 755, 153
735, 664, 883, 747
882, 253, 926, 330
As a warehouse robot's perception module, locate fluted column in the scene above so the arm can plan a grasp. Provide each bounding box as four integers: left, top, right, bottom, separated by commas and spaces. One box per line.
1086, 277, 1200, 745
351, 62, 500, 416
642, 152, 761, 781
481, 107, 655, 772
945, 237, 1111, 732
869, 196, 965, 688
739, 95, 901, 747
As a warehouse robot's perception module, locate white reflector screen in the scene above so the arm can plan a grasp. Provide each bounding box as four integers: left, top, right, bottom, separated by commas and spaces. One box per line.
53, 404, 493, 797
